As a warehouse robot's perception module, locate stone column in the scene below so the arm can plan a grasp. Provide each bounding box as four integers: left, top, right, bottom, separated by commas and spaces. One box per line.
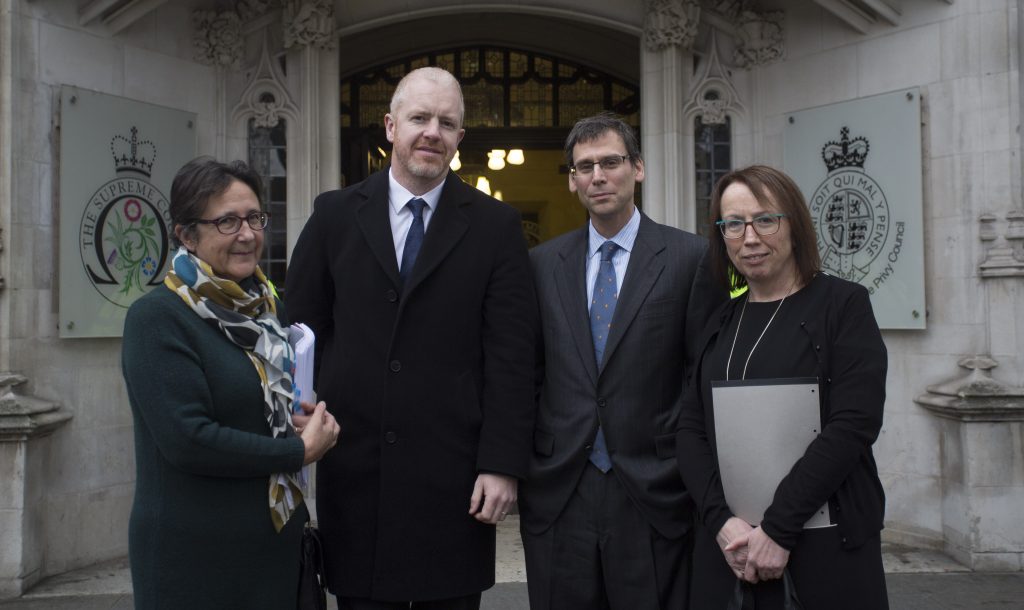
915, 357, 1024, 571
640, 0, 699, 230
0, 0, 13, 373
914, 208, 1024, 571
0, 373, 72, 598
284, 0, 339, 256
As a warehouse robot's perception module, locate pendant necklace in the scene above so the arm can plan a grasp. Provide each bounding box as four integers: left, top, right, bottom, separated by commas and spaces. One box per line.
725, 278, 798, 380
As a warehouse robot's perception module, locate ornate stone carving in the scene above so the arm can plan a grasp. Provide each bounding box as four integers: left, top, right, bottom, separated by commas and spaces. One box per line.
0, 373, 71, 442
231, 36, 299, 131
192, 10, 244, 67
979, 211, 1024, 277
643, 0, 701, 51
283, 0, 335, 50
684, 31, 746, 126
236, 0, 280, 22
733, 9, 784, 68
916, 356, 1024, 421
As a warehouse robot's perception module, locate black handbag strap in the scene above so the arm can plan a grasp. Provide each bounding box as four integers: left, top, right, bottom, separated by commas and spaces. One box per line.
725, 570, 805, 610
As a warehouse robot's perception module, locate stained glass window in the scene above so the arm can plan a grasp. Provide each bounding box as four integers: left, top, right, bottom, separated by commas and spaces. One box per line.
248, 118, 288, 291
694, 115, 732, 237
340, 46, 638, 130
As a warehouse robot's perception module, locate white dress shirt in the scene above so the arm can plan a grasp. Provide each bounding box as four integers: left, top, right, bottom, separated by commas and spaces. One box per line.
388, 169, 445, 263
586, 206, 640, 306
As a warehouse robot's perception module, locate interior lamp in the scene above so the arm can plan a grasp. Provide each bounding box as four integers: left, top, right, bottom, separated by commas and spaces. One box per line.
450, 150, 462, 171
507, 149, 525, 165
487, 149, 506, 171
475, 176, 492, 195
493, 190, 503, 201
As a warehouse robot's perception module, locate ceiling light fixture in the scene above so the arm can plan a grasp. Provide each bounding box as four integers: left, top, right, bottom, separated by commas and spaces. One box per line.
475, 176, 491, 195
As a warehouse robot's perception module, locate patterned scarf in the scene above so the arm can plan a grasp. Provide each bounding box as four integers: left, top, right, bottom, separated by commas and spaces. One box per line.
163, 246, 303, 532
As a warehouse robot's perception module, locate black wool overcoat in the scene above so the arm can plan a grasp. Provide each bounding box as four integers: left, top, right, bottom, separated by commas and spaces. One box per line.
286, 169, 536, 601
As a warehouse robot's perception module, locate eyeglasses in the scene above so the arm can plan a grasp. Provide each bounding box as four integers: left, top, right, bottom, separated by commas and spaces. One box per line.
191, 211, 270, 235
570, 155, 630, 176
715, 214, 786, 239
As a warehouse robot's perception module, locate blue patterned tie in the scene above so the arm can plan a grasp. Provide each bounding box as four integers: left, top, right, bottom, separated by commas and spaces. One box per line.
399, 198, 426, 286
589, 241, 619, 472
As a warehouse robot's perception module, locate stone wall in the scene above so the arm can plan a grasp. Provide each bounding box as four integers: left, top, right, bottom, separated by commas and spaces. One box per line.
5, 0, 217, 583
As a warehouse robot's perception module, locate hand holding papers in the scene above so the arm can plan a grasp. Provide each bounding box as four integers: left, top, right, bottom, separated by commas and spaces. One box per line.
711, 378, 832, 529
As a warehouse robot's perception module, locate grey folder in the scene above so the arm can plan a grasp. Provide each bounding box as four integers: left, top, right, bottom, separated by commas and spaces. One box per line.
711, 378, 832, 529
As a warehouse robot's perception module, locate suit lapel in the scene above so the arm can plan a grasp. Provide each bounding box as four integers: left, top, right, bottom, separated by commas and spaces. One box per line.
601, 214, 665, 372
355, 171, 401, 289
554, 228, 599, 386
404, 171, 469, 296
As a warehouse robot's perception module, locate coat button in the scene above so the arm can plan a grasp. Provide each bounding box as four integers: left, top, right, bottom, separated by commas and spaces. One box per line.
815, 345, 821, 351
597, 398, 607, 408
384, 431, 397, 444
385, 289, 398, 302
389, 360, 401, 372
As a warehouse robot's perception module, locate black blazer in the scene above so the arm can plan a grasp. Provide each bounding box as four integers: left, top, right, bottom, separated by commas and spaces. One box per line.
286, 169, 537, 600
520, 213, 723, 539
676, 272, 887, 551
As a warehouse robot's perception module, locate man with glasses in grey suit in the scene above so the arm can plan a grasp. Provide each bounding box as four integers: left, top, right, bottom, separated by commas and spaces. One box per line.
519, 113, 725, 609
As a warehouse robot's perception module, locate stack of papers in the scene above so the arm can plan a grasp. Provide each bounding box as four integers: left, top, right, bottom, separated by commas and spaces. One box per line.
288, 322, 315, 488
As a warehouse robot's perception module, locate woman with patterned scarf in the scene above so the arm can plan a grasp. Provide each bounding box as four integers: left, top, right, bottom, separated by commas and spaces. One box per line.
122, 157, 340, 609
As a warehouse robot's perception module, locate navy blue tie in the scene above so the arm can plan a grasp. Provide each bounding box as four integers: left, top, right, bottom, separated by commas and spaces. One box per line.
589, 241, 619, 472
399, 198, 426, 286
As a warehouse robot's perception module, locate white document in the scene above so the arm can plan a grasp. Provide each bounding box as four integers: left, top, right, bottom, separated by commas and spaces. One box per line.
288, 322, 316, 412
711, 378, 832, 529
288, 323, 315, 488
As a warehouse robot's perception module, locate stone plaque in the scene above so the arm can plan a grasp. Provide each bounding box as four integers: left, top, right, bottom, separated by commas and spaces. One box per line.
59, 86, 196, 338
784, 88, 925, 329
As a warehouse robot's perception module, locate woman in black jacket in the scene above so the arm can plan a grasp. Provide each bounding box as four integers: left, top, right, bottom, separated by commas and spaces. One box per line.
676, 165, 888, 609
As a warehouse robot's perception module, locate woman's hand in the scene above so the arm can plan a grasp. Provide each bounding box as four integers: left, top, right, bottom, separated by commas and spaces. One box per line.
292, 400, 318, 430
726, 525, 790, 583
298, 401, 340, 464
716, 517, 754, 578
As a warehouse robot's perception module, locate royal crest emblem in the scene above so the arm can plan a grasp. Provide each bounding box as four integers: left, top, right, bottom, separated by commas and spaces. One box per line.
79, 127, 172, 307
809, 127, 895, 286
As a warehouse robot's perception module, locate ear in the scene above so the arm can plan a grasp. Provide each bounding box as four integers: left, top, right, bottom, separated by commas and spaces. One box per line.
632, 158, 645, 183
384, 113, 396, 143
568, 173, 578, 194
175, 224, 196, 251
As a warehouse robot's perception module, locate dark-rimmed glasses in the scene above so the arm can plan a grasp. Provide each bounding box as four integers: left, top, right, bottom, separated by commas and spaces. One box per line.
570, 155, 630, 176
191, 211, 270, 235
715, 214, 786, 239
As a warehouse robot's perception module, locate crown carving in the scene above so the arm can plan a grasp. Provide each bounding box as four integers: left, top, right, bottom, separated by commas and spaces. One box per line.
110, 126, 156, 177
821, 127, 869, 172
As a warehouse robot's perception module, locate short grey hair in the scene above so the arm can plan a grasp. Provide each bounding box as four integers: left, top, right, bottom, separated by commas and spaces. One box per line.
389, 66, 465, 125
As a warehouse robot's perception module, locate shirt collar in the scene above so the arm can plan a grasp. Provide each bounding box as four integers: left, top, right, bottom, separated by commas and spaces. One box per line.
588, 206, 640, 258
388, 169, 445, 215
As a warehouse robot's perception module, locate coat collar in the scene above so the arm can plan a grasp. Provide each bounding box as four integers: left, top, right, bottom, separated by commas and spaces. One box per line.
355, 169, 470, 293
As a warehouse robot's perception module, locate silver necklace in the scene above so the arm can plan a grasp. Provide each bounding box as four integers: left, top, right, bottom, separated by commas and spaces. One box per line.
725, 292, 789, 381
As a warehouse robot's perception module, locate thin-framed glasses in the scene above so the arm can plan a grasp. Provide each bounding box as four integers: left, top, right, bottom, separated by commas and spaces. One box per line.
715, 213, 786, 239
570, 155, 630, 176
191, 211, 270, 235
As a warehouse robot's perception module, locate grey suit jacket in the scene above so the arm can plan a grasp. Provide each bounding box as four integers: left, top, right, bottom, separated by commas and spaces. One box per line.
519, 212, 724, 539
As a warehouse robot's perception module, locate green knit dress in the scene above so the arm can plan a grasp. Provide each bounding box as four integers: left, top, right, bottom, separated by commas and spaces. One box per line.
122, 286, 308, 610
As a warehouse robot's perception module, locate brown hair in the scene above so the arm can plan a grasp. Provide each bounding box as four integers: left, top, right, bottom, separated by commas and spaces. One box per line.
708, 165, 820, 293
170, 157, 264, 247
563, 112, 642, 167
